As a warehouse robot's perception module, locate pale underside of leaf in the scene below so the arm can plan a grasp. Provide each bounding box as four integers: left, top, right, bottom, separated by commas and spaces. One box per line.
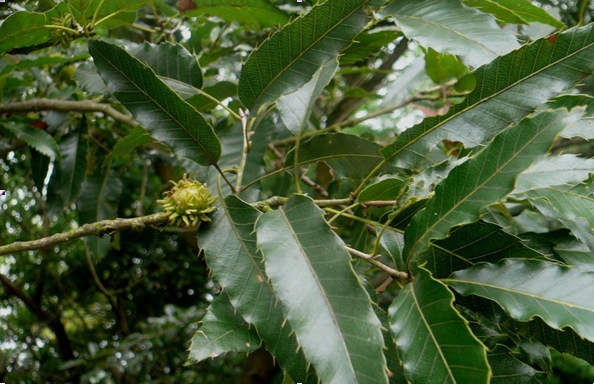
404, 108, 582, 264
449, 259, 594, 343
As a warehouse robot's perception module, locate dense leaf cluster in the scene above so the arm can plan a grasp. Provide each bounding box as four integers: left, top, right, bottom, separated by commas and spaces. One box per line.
2, 0, 594, 383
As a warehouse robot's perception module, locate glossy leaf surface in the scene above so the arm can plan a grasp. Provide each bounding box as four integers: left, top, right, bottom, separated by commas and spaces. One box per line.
523, 181, 594, 251
88, 40, 221, 166
257, 195, 388, 384
388, 267, 490, 383
238, 0, 381, 109
403, 108, 581, 263
449, 259, 594, 343
198, 196, 316, 383
381, 0, 519, 68
381, 24, 594, 170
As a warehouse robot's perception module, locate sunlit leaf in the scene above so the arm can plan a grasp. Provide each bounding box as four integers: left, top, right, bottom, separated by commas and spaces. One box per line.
404, 108, 582, 263
257, 195, 388, 384
461, 0, 564, 28
185, 0, 289, 28
523, 180, 594, 251
449, 259, 594, 343
381, 0, 519, 68
514, 155, 594, 193
277, 60, 338, 136
381, 24, 594, 170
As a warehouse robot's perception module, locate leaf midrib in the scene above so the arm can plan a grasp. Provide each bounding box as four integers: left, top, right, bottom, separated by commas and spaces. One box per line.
277, 203, 356, 376
251, 1, 370, 107
406, 115, 564, 262
91, 43, 218, 165
384, 32, 594, 165
447, 279, 594, 313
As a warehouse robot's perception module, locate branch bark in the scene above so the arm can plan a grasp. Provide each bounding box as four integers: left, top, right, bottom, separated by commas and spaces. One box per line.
0, 98, 137, 127
0, 213, 168, 257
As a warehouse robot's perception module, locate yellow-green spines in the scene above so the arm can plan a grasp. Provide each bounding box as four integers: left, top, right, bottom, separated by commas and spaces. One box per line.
157, 175, 218, 227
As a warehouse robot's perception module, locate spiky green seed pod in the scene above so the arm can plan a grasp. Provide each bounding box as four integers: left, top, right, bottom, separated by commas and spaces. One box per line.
157, 175, 218, 228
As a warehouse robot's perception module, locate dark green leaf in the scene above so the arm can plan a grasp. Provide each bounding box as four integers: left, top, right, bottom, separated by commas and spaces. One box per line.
449, 259, 594, 343
0, 3, 69, 55
187, 292, 260, 362
284, 133, 383, 179
488, 345, 541, 384
358, 178, 404, 203
421, 221, 546, 278
130, 42, 203, 89
238, 0, 382, 109
381, 24, 594, 170
388, 267, 490, 383
404, 109, 581, 263
198, 196, 316, 383
88, 40, 221, 166
77, 171, 122, 259
257, 195, 388, 384
47, 118, 87, 206
381, 0, 519, 68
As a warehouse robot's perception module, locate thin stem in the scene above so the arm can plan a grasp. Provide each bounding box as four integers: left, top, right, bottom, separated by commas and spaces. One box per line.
345, 246, 409, 280
327, 202, 360, 225
91, 0, 108, 27
44, 25, 81, 35
196, 89, 241, 120
323, 207, 381, 227
212, 163, 235, 193
372, 214, 396, 257
235, 109, 250, 193
94, 10, 125, 28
